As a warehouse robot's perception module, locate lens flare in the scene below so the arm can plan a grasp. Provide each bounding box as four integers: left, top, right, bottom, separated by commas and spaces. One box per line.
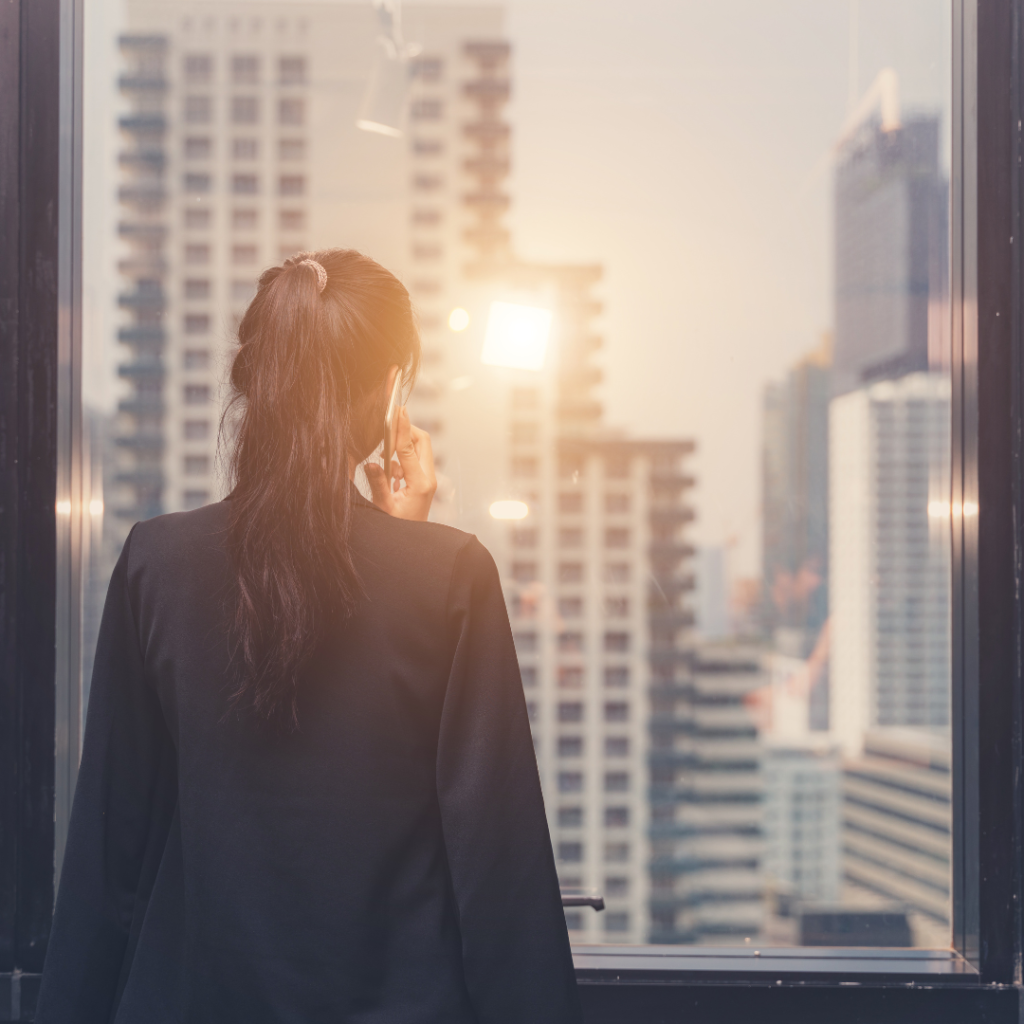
490, 499, 529, 520
448, 307, 470, 331
481, 302, 552, 371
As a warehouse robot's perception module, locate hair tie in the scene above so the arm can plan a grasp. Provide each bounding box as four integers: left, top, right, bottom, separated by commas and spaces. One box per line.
296, 258, 328, 295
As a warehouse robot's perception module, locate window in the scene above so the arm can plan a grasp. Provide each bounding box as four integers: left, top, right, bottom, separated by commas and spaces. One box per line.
604, 563, 630, 583
183, 385, 211, 406
183, 54, 212, 83
605, 527, 630, 549
231, 96, 259, 124
183, 349, 209, 370
604, 737, 630, 757
605, 455, 630, 479
184, 244, 210, 265
410, 98, 443, 121
605, 806, 630, 828
413, 137, 444, 155
511, 528, 537, 548
605, 876, 630, 897
184, 455, 210, 476
563, 911, 583, 931
525, 701, 538, 724
183, 420, 210, 441
512, 561, 537, 582
412, 208, 441, 226
604, 843, 630, 864
231, 55, 260, 84
412, 244, 441, 261
278, 56, 306, 85
558, 702, 583, 723
232, 138, 258, 159
183, 173, 211, 194
279, 138, 306, 161
604, 912, 630, 932
232, 209, 258, 230
605, 772, 630, 793
520, 666, 537, 688
184, 314, 209, 335
557, 736, 583, 757
184, 209, 210, 230
604, 631, 630, 652
279, 175, 305, 196
559, 562, 583, 583
513, 632, 537, 653
605, 596, 629, 618
512, 456, 538, 478
605, 493, 630, 513
232, 174, 258, 195
184, 95, 212, 123
559, 492, 583, 514
557, 596, 583, 618
604, 667, 629, 688
559, 527, 583, 548
184, 137, 211, 159
557, 772, 583, 794
604, 702, 629, 723
184, 279, 210, 299
558, 632, 583, 653
411, 56, 443, 81
558, 666, 583, 689
279, 98, 305, 125
558, 807, 583, 827
232, 244, 258, 264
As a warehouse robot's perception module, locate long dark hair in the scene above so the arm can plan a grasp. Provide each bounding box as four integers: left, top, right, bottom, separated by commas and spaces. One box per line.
224, 248, 420, 721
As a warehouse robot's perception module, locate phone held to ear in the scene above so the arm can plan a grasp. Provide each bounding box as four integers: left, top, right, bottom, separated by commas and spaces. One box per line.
383, 373, 402, 488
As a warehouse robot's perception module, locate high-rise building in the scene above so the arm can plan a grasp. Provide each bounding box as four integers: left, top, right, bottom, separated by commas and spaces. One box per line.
649, 643, 765, 943
829, 372, 951, 756
832, 115, 947, 398
761, 336, 831, 656
113, 1, 507, 537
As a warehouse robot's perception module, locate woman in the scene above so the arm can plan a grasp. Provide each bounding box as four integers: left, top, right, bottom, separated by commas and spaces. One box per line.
38, 250, 581, 1023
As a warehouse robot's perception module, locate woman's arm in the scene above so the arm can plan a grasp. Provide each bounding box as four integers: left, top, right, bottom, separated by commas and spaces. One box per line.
36, 528, 177, 1024
437, 537, 582, 1024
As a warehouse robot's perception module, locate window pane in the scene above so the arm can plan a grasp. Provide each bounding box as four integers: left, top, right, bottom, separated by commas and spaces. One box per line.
81, 0, 953, 953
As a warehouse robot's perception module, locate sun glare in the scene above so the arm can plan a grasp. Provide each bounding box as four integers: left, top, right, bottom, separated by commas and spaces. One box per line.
480, 301, 552, 371
448, 307, 470, 331
489, 499, 530, 520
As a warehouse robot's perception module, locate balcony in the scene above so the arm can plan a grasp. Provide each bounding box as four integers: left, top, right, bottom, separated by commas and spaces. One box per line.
118, 396, 164, 416
462, 190, 510, 210
462, 121, 510, 141
118, 185, 166, 209
115, 434, 164, 453
118, 113, 167, 135
118, 359, 165, 381
114, 467, 163, 487
648, 608, 695, 629
463, 41, 510, 61
463, 157, 510, 176
463, 79, 511, 101
118, 288, 165, 311
119, 149, 166, 170
118, 222, 167, 241
118, 34, 167, 51
118, 75, 168, 92
117, 326, 165, 346
649, 505, 696, 526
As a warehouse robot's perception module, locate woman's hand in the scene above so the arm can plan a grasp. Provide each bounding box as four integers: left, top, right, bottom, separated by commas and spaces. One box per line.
365, 408, 437, 522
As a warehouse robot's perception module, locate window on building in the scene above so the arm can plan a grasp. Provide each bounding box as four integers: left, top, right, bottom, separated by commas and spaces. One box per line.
557, 772, 583, 794
511, 528, 537, 548
513, 632, 537, 653
183, 420, 210, 441
557, 736, 584, 757
558, 597, 583, 618
605, 455, 630, 479
184, 455, 210, 476
563, 911, 583, 931
558, 702, 584, 723
279, 98, 305, 125
559, 492, 583, 514
232, 138, 258, 160
410, 98, 443, 120
558, 666, 583, 689
605, 492, 630, 513
604, 666, 630, 688
184, 210, 210, 230
605, 876, 630, 897
559, 454, 585, 479
605, 737, 630, 757
604, 843, 630, 864
279, 210, 305, 231
412, 208, 442, 226
512, 561, 537, 583
604, 631, 630, 652
603, 563, 630, 583
558, 807, 583, 827
278, 56, 307, 84
559, 527, 583, 547
183, 314, 209, 335
183, 384, 211, 406
183, 54, 212, 83
232, 244, 258, 264
604, 912, 631, 932
525, 701, 538, 724
184, 137, 212, 159
559, 562, 583, 583
605, 806, 630, 828
413, 244, 442, 261
604, 702, 629, 723
183, 349, 210, 370
232, 174, 258, 195
232, 209, 258, 230
279, 175, 306, 196
511, 593, 537, 619
279, 138, 306, 161
604, 772, 630, 792
558, 632, 583, 653
605, 527, 630, 549
520, 666, 537, 688
184, 95, 212, 124
605, 596, 629, 618
512, 456, 538, 478
411, 56, 444, 81
413, 137, 444, 155
231, 55, 260, 84
184, 279, 210, 300
183, 173, 211, 194
231, 280, 255, 303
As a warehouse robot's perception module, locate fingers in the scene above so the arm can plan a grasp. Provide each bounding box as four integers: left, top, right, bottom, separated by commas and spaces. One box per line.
364, 462, 393, 511
394, 408, 432, 495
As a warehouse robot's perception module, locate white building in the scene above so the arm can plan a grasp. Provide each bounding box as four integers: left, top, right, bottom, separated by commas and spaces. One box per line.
113, 0, 506, 529
829, 372, 951, 757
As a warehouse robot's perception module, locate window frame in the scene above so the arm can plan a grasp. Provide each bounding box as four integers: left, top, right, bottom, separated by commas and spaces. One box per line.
1, 1, 1023, 1022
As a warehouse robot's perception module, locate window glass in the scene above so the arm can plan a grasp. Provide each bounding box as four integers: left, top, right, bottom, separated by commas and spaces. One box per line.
80, 0, 953, 950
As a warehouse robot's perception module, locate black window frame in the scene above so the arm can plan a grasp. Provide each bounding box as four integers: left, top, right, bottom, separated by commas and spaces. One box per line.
3, 1, 1024, 1021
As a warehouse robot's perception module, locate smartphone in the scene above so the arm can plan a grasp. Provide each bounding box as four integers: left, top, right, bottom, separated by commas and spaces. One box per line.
382, 373, 402, 487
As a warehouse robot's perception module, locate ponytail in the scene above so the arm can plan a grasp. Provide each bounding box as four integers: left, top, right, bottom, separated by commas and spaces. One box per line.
224, 248, 419, 722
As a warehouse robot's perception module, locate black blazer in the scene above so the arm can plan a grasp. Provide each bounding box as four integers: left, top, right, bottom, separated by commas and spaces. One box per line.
37, 494, 581, 1024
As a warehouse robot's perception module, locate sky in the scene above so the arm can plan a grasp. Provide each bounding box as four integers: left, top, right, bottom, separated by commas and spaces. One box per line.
451, 0, 951, 575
